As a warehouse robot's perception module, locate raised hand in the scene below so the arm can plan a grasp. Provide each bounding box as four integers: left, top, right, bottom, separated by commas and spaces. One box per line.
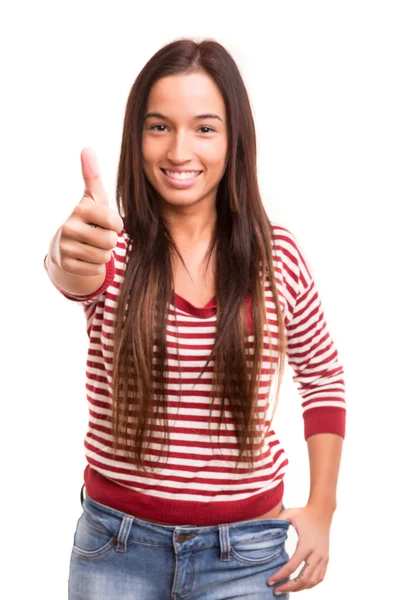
52, 148, 124, 277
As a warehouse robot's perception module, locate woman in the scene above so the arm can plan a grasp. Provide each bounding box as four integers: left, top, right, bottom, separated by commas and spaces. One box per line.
44, 38, 346, 599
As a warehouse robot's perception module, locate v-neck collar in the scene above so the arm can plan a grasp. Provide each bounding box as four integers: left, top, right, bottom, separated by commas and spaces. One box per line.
172, 291, 217, 318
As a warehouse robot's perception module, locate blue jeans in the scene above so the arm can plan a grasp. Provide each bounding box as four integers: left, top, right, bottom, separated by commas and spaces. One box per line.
68, 487, 291, 599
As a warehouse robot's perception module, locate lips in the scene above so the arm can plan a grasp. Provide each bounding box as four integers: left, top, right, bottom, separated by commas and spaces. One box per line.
161, 168, 202, 176
160, 168, 203, 188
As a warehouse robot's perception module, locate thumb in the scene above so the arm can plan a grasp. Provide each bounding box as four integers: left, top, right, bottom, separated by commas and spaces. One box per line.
80, 147, 109, 205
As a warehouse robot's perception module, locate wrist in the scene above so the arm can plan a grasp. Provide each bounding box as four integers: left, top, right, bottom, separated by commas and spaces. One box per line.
306, 501, 336, 521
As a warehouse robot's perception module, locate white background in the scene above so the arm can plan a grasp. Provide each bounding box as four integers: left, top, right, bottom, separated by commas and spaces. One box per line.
2, 0, 399, 598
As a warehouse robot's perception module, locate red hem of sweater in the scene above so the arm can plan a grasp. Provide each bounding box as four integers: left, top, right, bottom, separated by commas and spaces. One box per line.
83, 465, 285, 526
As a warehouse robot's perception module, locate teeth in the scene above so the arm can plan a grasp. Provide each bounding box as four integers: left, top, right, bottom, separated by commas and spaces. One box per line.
164, 169, 201, 180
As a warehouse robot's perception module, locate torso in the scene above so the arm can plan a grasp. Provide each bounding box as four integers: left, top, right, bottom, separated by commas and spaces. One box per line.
139, 239, 283, 525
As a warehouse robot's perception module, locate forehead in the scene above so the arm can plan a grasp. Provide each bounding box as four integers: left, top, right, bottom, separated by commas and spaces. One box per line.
146, 72, 226, 116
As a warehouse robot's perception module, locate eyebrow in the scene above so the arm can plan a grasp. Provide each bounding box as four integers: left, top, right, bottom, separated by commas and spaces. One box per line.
144, 111, 223, 122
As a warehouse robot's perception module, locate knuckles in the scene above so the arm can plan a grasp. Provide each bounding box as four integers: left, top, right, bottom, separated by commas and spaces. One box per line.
73, 200, 121, 234
60, 220, 75, 239
105, 230, 118, 248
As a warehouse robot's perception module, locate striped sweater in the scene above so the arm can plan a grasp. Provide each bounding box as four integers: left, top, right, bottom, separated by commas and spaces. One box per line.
44, 223, 346, 525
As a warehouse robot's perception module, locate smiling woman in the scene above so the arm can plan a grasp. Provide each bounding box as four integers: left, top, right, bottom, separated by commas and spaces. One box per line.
50, 37, 346, 600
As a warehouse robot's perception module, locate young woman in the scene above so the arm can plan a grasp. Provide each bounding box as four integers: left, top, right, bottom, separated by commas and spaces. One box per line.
45, 38, 346, 599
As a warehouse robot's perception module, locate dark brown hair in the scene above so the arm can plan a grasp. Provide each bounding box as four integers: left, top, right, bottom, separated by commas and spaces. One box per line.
111, 38, 287, 473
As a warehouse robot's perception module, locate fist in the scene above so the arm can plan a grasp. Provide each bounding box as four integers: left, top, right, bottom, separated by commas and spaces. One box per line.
55, 148, 124, 277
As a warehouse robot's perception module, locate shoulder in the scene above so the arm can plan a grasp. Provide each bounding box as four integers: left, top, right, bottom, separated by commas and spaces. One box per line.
269, 220, 313, 294
270, 221, 301, 252
269, 221, 305, 265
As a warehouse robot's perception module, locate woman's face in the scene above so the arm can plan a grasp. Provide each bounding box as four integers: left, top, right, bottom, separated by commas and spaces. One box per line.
142, 72, 228, 210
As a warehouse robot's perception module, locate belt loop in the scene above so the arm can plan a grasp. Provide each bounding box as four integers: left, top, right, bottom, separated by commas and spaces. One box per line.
115, 515, 134, 553
218, 524, 231, 561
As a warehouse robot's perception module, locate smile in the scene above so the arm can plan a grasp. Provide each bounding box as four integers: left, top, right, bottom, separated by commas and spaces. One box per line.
161, 169, 202, 180
160, 168, 203, 189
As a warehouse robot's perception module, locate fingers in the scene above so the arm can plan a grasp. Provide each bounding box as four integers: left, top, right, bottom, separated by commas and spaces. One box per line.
81, 147, 109, 205
62, 214, 119, 249
270, 552, 325, 594
75, 203, 124, 234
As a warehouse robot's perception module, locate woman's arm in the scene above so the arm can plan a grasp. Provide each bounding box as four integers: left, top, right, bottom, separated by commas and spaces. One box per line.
267, 433, 343, 595
306, 432, 343, 518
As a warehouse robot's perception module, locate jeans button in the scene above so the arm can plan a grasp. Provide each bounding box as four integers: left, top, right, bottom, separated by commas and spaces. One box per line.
176, 533, 196, 543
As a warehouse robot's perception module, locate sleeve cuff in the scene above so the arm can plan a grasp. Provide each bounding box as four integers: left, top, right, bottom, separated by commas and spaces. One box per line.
303, 406, 346, 440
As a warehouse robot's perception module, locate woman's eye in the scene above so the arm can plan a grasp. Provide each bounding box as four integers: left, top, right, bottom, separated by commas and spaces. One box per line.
149, 125, 215, 133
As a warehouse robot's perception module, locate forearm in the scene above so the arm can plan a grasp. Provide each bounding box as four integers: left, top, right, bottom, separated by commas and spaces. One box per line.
306, 432, 344, 518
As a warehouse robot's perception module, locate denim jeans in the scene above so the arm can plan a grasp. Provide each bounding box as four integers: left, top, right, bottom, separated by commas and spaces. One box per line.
68, 485, 291, 599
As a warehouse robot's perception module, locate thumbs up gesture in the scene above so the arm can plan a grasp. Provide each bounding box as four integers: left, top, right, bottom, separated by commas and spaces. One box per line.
54, 148, 124, 277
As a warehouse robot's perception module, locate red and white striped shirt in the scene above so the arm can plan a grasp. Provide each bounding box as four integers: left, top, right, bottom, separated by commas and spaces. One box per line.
44, 223, 346, 525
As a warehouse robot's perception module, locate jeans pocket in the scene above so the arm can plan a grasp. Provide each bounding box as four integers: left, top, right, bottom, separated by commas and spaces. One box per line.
230, 527, 288, 565
72, 511, 117, 558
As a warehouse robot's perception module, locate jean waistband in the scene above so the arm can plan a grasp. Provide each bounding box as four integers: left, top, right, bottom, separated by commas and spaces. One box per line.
80, 486, 290, 556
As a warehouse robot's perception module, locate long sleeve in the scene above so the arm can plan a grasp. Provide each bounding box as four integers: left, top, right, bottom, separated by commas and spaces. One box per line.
278, 226, 347, 440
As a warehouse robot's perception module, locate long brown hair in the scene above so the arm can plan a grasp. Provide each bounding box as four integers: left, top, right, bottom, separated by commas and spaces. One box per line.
111, 38, 287, 473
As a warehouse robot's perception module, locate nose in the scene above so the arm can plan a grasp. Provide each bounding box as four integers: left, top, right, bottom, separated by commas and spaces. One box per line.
166, 132, 193, 163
